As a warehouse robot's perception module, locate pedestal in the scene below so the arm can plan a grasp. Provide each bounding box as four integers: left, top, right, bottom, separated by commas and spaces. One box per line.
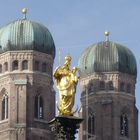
48, 116, 83, 140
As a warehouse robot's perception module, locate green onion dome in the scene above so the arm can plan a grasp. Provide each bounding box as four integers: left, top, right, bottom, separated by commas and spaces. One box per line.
78, 41, 137, 77
0, 19, 55, 58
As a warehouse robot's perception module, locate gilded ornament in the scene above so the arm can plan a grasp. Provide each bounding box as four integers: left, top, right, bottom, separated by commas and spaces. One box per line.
53, 55, 78, 116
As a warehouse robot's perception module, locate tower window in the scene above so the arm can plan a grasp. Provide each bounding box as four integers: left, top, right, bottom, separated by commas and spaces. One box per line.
88, 114, 95, 138
34, 95, 44, 119
126, 84, 131, 93
46, 64, 51, 75
50, 65, 53, 76
22, 60, 28, 70
120, 82, 125, 92
120, 114, 128, 137
4, 62, 8, 72
88, 83, 94, 93
42, 63, 47, 72
34, 61, 40, 71
0, 64, 2, 73
108, 81, 114, 90
99, 81, 105, 90
12, 60, 18, 70
2, 94, 8, 120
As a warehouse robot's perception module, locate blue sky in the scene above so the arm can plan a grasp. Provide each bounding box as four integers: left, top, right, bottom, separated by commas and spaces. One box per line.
0, 0, 140, 139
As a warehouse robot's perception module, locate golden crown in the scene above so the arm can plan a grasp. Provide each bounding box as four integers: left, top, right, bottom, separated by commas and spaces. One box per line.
65, 55, 71, 61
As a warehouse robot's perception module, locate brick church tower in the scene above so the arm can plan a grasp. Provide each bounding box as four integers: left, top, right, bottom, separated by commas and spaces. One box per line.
0, 9, 55, 140
78, 32, 138, 140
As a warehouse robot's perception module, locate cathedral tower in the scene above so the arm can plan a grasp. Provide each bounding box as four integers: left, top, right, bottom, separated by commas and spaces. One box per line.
0, 9, 55, 140
78, 33, 138, 140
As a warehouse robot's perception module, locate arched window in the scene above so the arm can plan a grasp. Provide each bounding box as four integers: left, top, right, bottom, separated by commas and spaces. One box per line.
22, 60, 28, 70
46, 64, 51, 74
12, 60, 18, 70
34, 95, 44, 119
99, 81, 105, 90
42, 63, 47, 72
120, 82, 125, 92
126, 84, 131, 93
88, 83, 94, 93
88, 114, 95, 137
2, 94, 8, 120
120, 114, 128, 137
4, 62, 8, 72
108, 81, 114, 90
34, 61, 39, 71
0, 64, 2, 73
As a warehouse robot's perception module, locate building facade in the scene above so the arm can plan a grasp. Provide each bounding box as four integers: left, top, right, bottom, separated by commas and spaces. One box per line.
0, 13, 55, 140
78, 34, 138, 140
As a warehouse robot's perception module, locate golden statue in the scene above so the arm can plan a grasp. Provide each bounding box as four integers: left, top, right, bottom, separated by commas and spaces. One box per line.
53, 55, 78, 116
